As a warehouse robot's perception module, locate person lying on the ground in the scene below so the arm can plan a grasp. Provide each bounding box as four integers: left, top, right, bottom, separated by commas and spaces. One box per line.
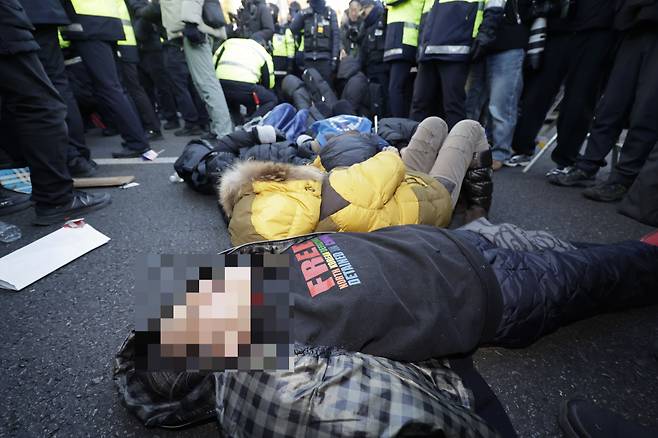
115, 223, 658, 437
219, 117, 493, 245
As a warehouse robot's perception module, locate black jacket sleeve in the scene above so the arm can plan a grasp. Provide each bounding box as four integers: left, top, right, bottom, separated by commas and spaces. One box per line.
330, 8, 340, 60
257, 3, 274, 40
214, 130, 260, 154
289, 11, 305, 35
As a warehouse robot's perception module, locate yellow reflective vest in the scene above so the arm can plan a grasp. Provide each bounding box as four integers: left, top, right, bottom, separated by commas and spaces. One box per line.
64, 0, 125, 41
213, 38, 275, 89
383, 0, 425, 62
272, 28, 295, 75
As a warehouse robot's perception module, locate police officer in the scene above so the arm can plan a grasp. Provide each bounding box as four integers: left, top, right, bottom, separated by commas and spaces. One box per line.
0, 0, 111, 224
290, 0, 340, 83
270, 3, 296, 86
383, 0, 424, 117
236, 0, 275, 42
213, 37, 278, 120
359, 0, 389, 116
19, 0, 95, 176
410, 0, 504, 128
61, 0, 151, 158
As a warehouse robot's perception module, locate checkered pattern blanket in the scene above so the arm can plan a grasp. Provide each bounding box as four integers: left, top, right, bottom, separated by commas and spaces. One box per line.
115, 333, 499, 437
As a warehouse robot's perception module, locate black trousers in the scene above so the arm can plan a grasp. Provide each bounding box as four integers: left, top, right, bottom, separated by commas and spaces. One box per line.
304, 58, 332, 84
410, 60, 469, 129
163, 42, 208, 126
388, 60, 413, 118
220, 80, 278, 118
0, 52, 72, 206
72, 40, 148, 151
119, 61, 161, 133
139, 49, 179, 124
577, 30, 658, 186
367, 69, 390, 117
33, 25, 89, 162
512, 30, 616, 165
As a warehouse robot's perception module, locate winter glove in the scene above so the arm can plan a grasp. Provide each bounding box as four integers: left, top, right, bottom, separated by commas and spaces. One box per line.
183, 22, 206, 45
254, 125, 277, 144
471, 7, 504, 61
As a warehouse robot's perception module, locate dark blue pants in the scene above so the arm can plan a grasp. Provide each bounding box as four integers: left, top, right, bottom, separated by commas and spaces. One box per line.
139, 49, 179, 124
387, 60, 413, 118
163, 42, 208, 126
458, 231, 658, 347
220, 80, 278, 119
72, 39, 148, 151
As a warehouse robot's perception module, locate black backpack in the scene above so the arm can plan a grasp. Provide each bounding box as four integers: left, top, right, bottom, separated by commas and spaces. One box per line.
173, 139, 221, 195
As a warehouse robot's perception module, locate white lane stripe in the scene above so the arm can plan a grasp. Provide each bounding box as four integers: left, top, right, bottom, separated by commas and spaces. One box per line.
95, 157, 178, 165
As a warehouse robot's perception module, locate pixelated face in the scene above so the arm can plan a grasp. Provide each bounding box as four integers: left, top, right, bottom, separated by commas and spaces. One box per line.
159, 267, 252, 358
348, 1, 362, 20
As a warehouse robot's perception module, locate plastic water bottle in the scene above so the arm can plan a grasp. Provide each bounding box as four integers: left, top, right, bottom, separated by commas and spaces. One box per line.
0, 221, 21, 243
169, 173, 184, 183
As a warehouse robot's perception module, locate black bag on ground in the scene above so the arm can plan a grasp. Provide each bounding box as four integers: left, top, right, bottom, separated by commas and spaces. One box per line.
173, 139, 222, 195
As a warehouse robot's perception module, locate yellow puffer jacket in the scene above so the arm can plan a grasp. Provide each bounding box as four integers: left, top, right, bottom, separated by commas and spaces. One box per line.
219, 151, 453, 245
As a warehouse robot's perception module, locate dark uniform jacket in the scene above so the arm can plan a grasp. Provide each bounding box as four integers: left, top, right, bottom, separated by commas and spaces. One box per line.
0, 0, 40, 54
359, 5, 388, 76
290, 3, 340, 61
19, 0, 70, 25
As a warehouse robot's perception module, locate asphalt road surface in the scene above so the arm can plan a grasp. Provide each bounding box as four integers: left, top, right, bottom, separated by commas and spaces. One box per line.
1, 128, 656, 438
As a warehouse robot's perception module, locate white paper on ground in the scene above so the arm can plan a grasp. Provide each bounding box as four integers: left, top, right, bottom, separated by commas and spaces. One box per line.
0, 223, 110, 291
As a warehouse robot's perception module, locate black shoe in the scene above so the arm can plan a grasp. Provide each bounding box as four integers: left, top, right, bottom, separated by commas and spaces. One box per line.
68, 157, 98, 178
147, 130, 164, 141
163, 120, 180, 130
0, 187, 32, 216
583, 182, 628, 202
102, 127, 119, 137
547, 166, 595, 187
463, 150, 493, 217
34, 190, 111, 226
174, 125, 204, 137
559, 398, 658, 438
112, 147, 150, 158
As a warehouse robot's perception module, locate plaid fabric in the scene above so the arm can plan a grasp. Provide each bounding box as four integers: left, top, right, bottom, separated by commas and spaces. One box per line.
115, 334, 499, 437
0, 167, 31, 194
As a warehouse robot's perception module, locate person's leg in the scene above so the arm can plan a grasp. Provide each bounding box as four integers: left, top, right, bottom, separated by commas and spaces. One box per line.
437, 61, 469, 129
305, 59, 332, 83
429, 120, 490, 206
252, 85, 278, 117
73, 40, 149, 152
409, 61, 440, 122
551, 29, 616, 167
140, 50, 179, 126
465, 60, 487, 121
119, 61, 162, 134
0, 52, 72, 206
488, 240, 658, 347
163, 43, 200, 126
32, 25, 90, 161
387, 60, 413, 118
183, 37, 233, 137
511, 34, 569, 156
607, 32, 658, 187
486, 49, 525, 163
219, 79, 250, 114
400, 116, 449, 173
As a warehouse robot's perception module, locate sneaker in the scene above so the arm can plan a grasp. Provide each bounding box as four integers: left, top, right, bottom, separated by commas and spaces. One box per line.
640, 230, 658, 247
112, 147, 150, 159
583, 182, 628, 202
545, 166, 570, 176
492, 160, 503, 171
0, 187, 32, 216
503, 154, 532, 167
147, 130, 164, 141
559, 398, 658, 438
174, 124, 204, 137
547, 166, 595, 187
163, 120, 180, 130
68, 157, 98, 178
34, 190, 111, 226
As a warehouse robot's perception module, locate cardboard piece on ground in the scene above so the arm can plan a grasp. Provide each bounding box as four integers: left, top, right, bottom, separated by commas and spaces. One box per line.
0, 221, 110, 291
73, 176, 135, 188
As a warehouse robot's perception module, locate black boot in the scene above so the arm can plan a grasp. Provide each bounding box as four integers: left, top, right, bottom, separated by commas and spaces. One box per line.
463, 149, 493, 222
559, 398, 658, 438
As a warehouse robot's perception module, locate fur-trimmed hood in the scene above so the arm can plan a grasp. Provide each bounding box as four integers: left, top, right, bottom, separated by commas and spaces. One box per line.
219, 160, 324, 217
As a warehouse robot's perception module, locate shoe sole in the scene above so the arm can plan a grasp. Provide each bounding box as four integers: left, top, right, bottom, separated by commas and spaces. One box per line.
582, 191, 624, 203
547, 177, 595, 188
503, 162, 529, 168
33, 197, 112, 226
557, 401, 581, 438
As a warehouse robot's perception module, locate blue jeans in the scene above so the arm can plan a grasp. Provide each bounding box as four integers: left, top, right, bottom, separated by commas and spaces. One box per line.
466, 49, 525, 162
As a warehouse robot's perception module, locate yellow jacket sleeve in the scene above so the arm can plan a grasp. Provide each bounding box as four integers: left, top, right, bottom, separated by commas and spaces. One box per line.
329, 151, 406, 209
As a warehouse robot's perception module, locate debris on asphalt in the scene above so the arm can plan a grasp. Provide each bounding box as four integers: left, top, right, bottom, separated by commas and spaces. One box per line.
119, 182, 140, 189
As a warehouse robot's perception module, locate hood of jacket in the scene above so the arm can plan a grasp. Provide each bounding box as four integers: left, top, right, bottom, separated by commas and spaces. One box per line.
219, 160, 324, 218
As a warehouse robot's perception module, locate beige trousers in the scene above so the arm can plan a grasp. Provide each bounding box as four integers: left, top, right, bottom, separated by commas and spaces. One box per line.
401, 117, 490, 206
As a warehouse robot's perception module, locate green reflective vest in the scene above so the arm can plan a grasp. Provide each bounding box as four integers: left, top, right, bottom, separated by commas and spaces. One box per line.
116, 0, 137, 47
384, 0, 425, 62
70, 0, 121, 18
213, 38, 275, 89
272, 28, 295, 59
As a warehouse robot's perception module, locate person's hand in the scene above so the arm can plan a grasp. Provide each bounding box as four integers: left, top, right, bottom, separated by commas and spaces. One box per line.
339, 49, 347, 60
382, 146, 400, 155
183, 22, 206, 45
470, 38, 487, 63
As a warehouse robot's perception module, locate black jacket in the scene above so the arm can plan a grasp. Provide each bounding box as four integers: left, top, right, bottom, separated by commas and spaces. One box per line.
19, 0, 70, 25
549, 0, 616, 33
287, 225, 503, 362
614, 0, 658, 29
237, 0, 274, 41
0, 0, 39, 55
489, 0, 531, 52
318, 131, 385, 170
281, 74, 312, 110
336, 56, 371, 117
125, 0, 161, 51
359, 5, 388, 77
377, 117, 419, 148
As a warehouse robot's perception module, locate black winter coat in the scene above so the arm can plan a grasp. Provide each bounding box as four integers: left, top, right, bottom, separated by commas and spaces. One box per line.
0, 0, 39, 55
336, 56, 371, 117
377, 117, 419, 148
281, 74, 312, 110
614, 0, 658, 29
19, 0, 70, 25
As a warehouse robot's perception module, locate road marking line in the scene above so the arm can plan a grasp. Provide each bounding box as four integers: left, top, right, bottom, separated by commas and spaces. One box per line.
95, 157, 178, 165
